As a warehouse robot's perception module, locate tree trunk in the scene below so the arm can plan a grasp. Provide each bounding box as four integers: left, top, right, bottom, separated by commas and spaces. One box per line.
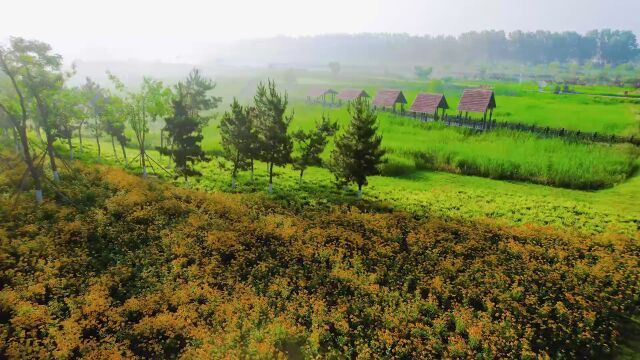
299, 168, 304, 184
95, 132, 101, 160
232, 151, 239, 189
78, 125, 84, 153
120, 142, 128, 165
13, 127, 22, 157
18, 126, 43, 203
111, 136, 118, 161
141, 145, 147, 177
268, 162, 274, 194
357, 183, 363, 199
250, 159, 254, 182
68, 136, 73, 160
44, 130, 59, 182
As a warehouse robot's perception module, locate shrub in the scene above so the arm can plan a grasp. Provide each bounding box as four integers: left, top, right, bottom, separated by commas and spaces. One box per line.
0, 160, 638, 358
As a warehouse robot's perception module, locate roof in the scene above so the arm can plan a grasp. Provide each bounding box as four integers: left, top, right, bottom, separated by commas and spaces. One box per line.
337, 89, 370, 101
307, 88, 338, 98
457, 89, 496, 113
410, 93, 449, 113
372, 89, 407, 107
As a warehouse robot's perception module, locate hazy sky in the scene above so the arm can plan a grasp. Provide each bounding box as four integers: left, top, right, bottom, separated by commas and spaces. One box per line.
2, 0, 638, 63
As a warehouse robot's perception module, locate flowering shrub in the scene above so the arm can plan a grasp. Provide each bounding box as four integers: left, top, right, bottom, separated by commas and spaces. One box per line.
0, 160, 639, 358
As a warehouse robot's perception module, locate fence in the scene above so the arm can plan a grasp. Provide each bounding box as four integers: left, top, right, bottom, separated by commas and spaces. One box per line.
390, 110, 640, 146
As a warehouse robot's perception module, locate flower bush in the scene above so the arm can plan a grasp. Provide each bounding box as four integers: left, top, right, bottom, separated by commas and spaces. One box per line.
0, 159, 639, 358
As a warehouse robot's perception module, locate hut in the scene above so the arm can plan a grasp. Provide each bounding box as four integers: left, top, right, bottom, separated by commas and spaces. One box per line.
337, 89, 370, 103
306, 88, 338, 106
372, 89, 407, 113
410, 93, 449, 120
457, 89, 496, 121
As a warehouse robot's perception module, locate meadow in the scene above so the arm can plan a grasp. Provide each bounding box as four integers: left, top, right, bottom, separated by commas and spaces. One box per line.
27, 73, 637, 236
135, 99, 639, 190
268, 76, 640, 136
47, 137, 640, 237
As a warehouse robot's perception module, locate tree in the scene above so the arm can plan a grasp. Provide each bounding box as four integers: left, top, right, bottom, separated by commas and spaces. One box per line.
414, 66, 433, 80
219, 99, 257, 188
13, 39, 68, 183
588, 29, 639, 65
81, 78, 107, 161
253, 80, 293, 194
0, 38, 49, 203
160, 88, 206, 182
109, 73, 173, 177
52, 87, 84, 160
0, 103, 17, 152
292, 115, 337, 182
329, 97, 385, 199
102, 94, 129, 163
328, 61, 340, 77
180, 68, 221, 119
160, 69, 219, 182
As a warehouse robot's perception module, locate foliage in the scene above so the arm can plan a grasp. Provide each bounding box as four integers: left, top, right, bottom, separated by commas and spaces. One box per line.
330, 97, 385, 196
81, 77, 107, 158
227, 29, 639, 68
219, 99, 258, 187
160, 70, 217, 181
52, 87, 84, 158
253, 80, 293, 192
161, 89, 208, 181
292, 115, 337, 181
415, 66, 433, 80
109, 73, 173, 176
101, 93, 129, 161
0, 37, 61, 201
0, 158, 638, 358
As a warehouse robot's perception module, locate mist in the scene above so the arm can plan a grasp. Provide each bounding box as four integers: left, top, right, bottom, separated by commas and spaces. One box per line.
2, 0, 639, 64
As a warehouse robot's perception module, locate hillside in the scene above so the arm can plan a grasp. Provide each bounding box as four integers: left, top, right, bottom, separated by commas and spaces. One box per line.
1, 155, 638, 358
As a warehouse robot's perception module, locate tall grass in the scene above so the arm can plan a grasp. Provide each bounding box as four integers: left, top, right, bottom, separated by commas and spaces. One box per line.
379, 120, 638, 189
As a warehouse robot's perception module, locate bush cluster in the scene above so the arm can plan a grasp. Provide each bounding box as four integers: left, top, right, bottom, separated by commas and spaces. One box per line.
1, 162, 639, 358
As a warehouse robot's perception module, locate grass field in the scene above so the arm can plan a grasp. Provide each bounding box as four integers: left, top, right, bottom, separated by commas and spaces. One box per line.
36, 74, 637, 235
211, 75, 640, 136
43, 137, 639, 237
133, 99, 638, 190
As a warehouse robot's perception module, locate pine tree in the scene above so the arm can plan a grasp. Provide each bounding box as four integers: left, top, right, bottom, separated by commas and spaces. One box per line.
219, 99, 258, 188
329, 97, 385, 198
160, 69, 219, 182
254, 80, 293, 194
160, 85, 208, 182
292, 115, 337, 182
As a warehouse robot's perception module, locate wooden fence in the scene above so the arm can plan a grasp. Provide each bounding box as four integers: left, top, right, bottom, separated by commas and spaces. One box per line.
389, 109, 640, 146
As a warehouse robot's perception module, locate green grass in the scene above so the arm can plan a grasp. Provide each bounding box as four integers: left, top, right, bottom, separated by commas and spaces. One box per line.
126, 98, 638, 190
43, 136, 639, 237
211, 75, 640, 136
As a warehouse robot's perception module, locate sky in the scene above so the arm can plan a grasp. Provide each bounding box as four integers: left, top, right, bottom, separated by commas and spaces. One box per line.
1, 0, 639, 63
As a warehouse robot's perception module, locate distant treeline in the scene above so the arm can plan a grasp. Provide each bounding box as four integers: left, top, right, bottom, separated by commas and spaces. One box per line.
222, 30, 639, 67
